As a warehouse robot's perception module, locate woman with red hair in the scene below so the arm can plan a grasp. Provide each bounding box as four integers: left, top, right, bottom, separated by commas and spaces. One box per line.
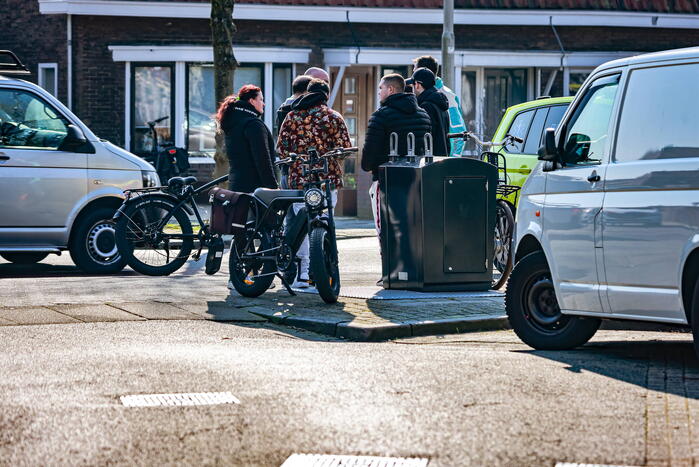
216, 85, 277, 193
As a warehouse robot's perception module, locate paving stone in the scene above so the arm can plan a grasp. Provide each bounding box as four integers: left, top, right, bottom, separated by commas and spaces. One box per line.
283, 314, 349, 336
174, 302, 266, 322
107, 302, 204, 320
0, 306, 80, 325
0, 316, 17, 325
48, 304, 146, 322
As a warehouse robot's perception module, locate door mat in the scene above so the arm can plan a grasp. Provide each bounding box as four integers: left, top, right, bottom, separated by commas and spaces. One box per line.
292, 285, 504, 300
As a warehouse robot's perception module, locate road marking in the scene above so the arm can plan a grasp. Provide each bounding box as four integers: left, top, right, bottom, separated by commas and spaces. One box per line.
120, 392, 240, 407
281, 454, 428, 467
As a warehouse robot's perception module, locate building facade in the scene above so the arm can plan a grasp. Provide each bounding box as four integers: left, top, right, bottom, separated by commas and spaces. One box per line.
3, 0, 699, 217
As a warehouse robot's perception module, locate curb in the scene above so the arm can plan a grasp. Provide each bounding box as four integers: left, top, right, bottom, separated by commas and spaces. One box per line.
247, 308, 509, 341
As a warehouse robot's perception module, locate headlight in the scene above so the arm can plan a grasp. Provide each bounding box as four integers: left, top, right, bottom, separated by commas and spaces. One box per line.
304, 188, 324, 208
141, 170, 159, 188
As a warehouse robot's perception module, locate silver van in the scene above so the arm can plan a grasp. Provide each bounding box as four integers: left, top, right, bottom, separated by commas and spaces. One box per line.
0, 52, 158, 273
507, 46, 699, 357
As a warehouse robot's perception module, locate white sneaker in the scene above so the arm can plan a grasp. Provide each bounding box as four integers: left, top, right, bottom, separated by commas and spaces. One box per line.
227, 280, 234, 290
292, 279, 310, 289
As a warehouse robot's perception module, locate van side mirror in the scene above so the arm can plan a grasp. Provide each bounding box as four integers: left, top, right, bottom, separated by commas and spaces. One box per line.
537, 127, 558, 161
59, 124, 91, 152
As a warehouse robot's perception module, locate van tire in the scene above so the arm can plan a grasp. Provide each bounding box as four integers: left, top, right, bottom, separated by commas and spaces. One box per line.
691, 276, 699, 359
69, 207, 126, 274
506, 251, 601, 350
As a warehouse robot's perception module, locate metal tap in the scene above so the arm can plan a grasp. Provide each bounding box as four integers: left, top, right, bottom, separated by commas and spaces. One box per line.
423, 132, 434, 164
406, 132, 416, 163
389, 132, 399, 162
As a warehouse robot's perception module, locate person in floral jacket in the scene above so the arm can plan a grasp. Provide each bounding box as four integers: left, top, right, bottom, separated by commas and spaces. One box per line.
276, 78, 352, 287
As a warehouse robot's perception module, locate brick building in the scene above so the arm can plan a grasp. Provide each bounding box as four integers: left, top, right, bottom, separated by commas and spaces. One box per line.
3, 0, 699, 217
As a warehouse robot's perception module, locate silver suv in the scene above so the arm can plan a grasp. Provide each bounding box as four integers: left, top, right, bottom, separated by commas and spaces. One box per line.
508, 46, 699, 357
0, 51, 158, 273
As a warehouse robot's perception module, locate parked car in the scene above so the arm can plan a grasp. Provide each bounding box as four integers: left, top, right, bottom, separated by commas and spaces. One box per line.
507, 46, 699, 357
0, 51, 158, 272
490, 96, 572, 211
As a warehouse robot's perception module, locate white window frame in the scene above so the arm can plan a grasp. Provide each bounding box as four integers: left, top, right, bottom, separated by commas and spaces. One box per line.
38, 63, 58, 97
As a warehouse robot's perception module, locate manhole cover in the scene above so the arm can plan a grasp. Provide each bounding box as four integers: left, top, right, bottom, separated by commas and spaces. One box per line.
281, 454, 428, 467
120, 392, 240, 407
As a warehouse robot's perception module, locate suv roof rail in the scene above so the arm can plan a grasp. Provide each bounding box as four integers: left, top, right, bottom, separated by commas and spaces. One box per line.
535, 95, 552, 100
0, 50, 30, 76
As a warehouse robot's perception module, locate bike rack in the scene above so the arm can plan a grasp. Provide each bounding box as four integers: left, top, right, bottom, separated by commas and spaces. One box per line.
0, 51, 30, 75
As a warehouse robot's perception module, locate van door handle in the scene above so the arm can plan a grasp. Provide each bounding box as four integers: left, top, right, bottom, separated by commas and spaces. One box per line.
587, 172, 601, 183
0, 153, 9, 161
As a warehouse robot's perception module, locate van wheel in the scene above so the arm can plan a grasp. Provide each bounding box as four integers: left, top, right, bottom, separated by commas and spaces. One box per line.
69, 207, 126, 274
691, 277, 699, 359
0, 252, 49, 264
506, 251, 601, 350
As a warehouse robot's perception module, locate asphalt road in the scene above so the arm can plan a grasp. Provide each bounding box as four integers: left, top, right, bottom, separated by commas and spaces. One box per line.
1, 321, 696, 466
2, 221, 698, 466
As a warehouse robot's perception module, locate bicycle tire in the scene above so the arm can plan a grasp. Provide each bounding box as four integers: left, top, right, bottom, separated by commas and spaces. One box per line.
309, 226, 340, 304
228, 231, 275, 298
492, 200, 515, 290
115, 197, 193, 276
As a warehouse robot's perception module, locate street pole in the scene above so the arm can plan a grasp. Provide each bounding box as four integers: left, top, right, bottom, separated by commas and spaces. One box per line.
441, 0, 455, 89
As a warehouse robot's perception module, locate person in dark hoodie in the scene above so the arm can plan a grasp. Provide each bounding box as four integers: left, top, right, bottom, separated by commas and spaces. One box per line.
277, 78, 351, 288
361, 74, 431, 285
406, 67, 450, 157
216, 84, 278, 193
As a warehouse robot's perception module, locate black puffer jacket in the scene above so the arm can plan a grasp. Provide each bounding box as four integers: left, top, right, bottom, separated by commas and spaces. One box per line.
417, 86, 450, 157
360, 93, 431, 180
221, 100, 278, 193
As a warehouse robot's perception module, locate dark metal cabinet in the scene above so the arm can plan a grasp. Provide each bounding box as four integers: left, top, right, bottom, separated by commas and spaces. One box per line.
379, 157, 496, 292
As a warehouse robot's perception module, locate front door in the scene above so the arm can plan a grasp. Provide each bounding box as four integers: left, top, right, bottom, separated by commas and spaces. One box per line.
0, 87, 86, 234
331, 66, 374, 216
542, 73, 621, 313
483, 68, 528, 140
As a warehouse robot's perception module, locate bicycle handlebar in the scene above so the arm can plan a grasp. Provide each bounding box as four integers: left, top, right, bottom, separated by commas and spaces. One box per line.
147, 116, 169, 127
274, 147, 358, 167
447, 131, 523, 147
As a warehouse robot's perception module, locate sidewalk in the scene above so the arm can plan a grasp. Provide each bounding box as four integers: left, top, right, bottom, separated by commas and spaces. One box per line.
0, 286, 507, 341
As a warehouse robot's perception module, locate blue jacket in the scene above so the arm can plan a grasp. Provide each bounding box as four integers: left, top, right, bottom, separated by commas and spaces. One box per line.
435, 77, 467, 156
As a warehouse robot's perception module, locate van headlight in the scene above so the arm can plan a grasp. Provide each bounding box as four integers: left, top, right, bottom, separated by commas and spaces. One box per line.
141, 170, 159, 188
304, 188, 324, 208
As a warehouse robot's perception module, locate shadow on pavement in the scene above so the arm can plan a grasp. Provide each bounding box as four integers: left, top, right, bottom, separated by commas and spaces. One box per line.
519, 339, 699, 399
0, 263, 141, 278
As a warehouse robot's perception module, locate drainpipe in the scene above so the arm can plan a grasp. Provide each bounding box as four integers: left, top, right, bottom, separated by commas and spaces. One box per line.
441, 0, 455, 89
67, 14, 72, 109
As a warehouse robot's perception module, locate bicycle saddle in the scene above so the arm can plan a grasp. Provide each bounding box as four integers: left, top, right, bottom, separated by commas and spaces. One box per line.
167, 176, 198, 186
253, 188, 304, 206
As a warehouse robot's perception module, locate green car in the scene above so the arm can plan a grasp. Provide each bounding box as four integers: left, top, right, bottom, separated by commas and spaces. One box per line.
491, 96, 573, 210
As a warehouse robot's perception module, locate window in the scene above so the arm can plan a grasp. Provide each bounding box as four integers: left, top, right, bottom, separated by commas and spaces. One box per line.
615, 63, 699, 162
272, 64, 292, 135
522, 108, 547, 155
460, 70, 478, 155
0, 88, 68, 149
561, 74, 620, 165
543, 104, 567, 134
505, 110, 533, 153
133, 65, 173, 156
38, 63, 58, 97
569, 71, 591, 96
186, 63, 264, 156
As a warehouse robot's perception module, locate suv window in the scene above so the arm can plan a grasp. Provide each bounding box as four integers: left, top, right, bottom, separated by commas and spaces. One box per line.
615, 63, 699, 162
561, 74, 620, 165
504, 109, 533, 153
0, 88, 69, 150
522, 107, 547, 154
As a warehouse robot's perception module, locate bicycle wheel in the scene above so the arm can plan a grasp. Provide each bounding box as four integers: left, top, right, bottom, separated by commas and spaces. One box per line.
309, 226, 340, 304
228, 230, 275, 297
492, 200, 515, 290
115, 197, 194, 276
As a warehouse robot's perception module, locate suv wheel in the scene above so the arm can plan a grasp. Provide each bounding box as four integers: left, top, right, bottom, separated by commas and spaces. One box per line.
69, 207, 126, 274
0, 252, 49, 264
506, 251, 601, 350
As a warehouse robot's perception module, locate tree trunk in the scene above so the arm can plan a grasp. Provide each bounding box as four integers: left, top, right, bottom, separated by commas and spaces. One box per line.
211, 0, 238, 181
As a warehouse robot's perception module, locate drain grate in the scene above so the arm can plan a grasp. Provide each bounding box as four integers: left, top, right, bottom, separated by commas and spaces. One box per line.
120, 392, 240, 407
281, 454, 428, 467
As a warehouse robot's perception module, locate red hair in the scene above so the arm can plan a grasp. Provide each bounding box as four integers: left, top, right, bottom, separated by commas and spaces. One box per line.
215, 84, 262, 123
